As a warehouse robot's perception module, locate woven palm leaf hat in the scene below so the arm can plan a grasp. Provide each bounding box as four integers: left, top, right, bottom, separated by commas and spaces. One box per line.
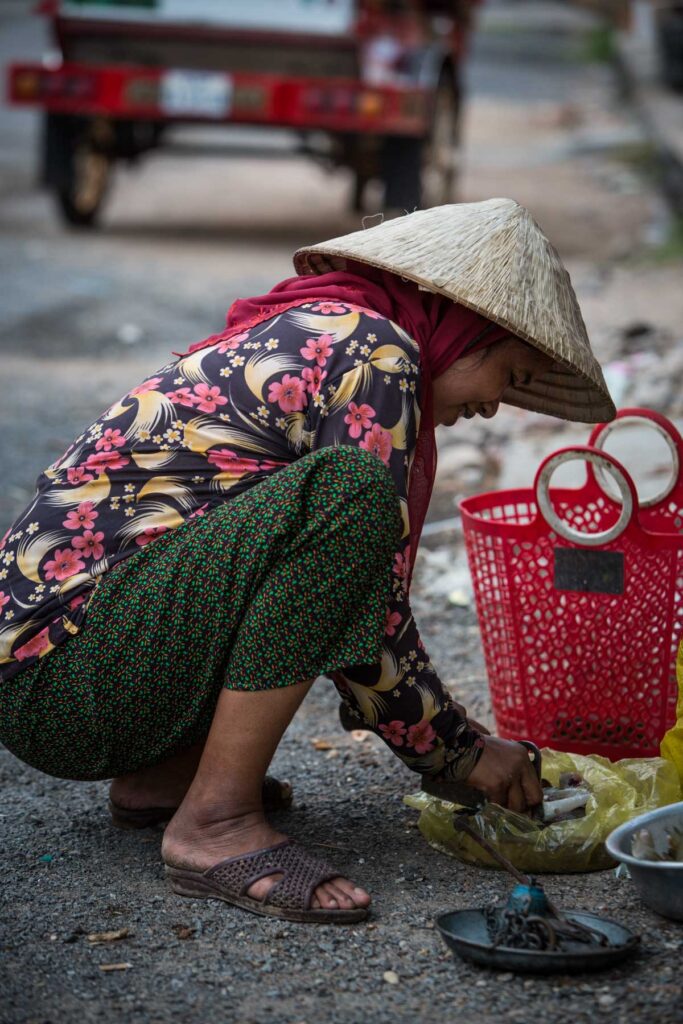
293, 197, 616, 423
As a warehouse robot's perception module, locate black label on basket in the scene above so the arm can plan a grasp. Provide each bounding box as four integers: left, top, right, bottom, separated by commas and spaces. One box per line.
554, 548, 624, 594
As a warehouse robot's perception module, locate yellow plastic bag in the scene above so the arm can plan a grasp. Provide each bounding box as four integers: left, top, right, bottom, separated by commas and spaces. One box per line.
404, 749, 681, 874
661, 641, 683, 787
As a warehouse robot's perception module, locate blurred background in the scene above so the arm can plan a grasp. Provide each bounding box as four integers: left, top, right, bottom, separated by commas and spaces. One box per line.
1, 0, 682, 566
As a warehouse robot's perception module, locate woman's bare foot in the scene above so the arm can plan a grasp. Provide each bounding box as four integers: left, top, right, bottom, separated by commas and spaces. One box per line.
109, 745, 292, 813
110, 773, 293, 815
162, 806, 371, 913
160, 686, 369, 912
110, 744, 204, 811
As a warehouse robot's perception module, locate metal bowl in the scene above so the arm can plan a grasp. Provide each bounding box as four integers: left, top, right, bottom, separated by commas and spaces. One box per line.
605, 801, 683, 920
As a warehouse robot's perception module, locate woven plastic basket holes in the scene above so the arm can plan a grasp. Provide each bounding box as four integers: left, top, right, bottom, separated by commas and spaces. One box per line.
460, 409, 683, 760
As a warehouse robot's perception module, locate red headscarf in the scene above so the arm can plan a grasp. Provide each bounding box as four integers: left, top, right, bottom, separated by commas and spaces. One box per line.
181, 264, 508, 585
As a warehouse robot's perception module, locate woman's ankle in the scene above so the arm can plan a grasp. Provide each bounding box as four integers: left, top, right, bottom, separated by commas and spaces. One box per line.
167, 795, 266, 838
109, 772, 189, 810
111, 744, 204, 807
162, 806, 284, 869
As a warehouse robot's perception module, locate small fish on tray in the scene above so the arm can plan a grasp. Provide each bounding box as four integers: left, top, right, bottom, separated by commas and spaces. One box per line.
483, 894, 609, 952
630, 824, 683, 863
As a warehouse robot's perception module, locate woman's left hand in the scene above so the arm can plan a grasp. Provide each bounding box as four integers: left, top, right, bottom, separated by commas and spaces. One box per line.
465, 736, 544, 812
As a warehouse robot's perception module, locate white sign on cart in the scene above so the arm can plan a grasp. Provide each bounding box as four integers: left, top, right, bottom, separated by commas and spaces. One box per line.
62, 1, 356, 36
160, 70, 233, 118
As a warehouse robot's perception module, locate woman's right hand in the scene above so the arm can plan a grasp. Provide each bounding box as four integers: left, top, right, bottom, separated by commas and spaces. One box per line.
466, 736, 544, 814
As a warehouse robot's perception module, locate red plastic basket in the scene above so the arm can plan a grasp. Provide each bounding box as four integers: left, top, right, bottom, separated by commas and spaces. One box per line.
459, 408, 683, 759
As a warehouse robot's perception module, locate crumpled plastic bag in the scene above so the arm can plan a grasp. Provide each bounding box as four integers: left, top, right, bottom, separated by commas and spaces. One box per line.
661, 640, 683, 788
404, 749, 681, 874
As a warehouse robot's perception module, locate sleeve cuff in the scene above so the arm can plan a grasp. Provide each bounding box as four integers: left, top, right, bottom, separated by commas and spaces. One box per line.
439, 727, 486, 782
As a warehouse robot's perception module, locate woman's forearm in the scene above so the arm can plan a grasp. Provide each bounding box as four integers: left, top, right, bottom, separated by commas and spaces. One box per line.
333, 601, 484, 780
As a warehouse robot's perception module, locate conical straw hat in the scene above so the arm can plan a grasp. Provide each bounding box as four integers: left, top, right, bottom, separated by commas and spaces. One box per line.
294, 198, 615, 423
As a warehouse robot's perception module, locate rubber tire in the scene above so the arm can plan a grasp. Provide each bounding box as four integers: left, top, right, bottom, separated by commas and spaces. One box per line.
43, 114, 112, 228
421, 76, 461, 208
381, 76, 461, 211
55, 142, 112, 229
381, 133, 423, 213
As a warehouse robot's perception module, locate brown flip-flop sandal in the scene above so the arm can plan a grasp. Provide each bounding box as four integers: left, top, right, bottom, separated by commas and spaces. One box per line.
108, 776, 293, 830
165, 839, 368, 924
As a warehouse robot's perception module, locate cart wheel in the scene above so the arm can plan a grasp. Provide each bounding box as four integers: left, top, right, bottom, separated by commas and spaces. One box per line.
56, 141, 112, 228
351, 169, 369, 214
381, 75, 461, 212
44, 114, 113, 228
422, 76, 461, 208
381, 134, 422, 213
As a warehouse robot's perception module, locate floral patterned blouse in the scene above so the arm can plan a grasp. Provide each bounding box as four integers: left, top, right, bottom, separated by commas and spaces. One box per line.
0, 301, 481, 779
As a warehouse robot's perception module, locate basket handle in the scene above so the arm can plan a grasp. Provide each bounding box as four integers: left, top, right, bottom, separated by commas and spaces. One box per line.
587, 408, 682, 508
534, 446, 638, 546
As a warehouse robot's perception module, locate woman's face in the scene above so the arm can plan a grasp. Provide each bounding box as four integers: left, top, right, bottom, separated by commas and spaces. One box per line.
431, 338, 555, 427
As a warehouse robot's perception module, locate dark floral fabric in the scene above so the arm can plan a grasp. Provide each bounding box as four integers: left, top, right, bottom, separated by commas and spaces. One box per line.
0, 300, 482, 779
0, 447, 401, 780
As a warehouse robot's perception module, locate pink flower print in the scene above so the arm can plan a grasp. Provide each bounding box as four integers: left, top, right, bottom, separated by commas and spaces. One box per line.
311, 301, 347, 314
14, 627, 51, 662
63, 501, 98, 531
267, 374, 307, 414
129, 376, 163, 397
135, 525, 169, 547
192, 383, 228, 414
207, 448, 262, 474
69, 594, 86, 610
384, 608, 402, 637
406, 720, 437, 755
43, 547, 86, 582
300, 333, 333, 366
393, 546, 411, 580
360, 422, 393, 465
344, 401, 375, 439
95, 428, 125, 452
72, 529, 105, 561
205, 447, 234, 471
0, 590, 10, 612
67, 466, 94, 485
165, 386, 198, 409
188, 503, 209, 520
84, 450, 129, 475
216, 331, 248, 353
301, 365, 327, 395
0, 527, 11, 551
379, 720, 407, 747
345, 304, 383, 319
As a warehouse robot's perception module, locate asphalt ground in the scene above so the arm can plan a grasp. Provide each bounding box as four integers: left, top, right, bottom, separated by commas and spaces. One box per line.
1, 3, 683, 1022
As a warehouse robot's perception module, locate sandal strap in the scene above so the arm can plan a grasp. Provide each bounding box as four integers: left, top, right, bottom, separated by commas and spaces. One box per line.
261, 775, 292, 810
205, 840, 338, 912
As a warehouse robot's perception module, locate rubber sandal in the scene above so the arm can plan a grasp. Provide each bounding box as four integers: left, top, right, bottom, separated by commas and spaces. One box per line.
108, 775, 293, 830
165, 839, 368, 924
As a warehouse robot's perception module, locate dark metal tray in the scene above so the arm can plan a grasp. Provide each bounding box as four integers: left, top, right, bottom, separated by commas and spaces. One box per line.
437, 909, 639, 974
